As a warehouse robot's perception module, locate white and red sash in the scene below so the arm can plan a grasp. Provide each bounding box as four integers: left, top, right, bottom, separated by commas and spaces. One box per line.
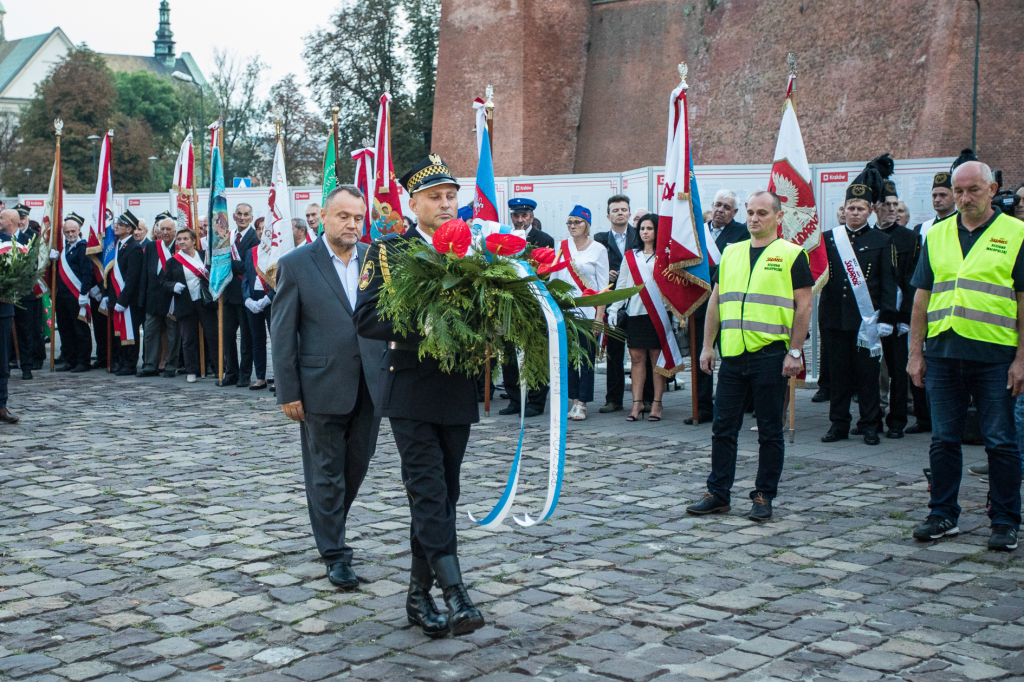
156, 240, 172, 273
559, 239, 593, 295
110, 245, 134, 345
251, 247, 268, 293
0, 241, 28, 255
59, 244, 91, 322
174, 251, 209, 283
306, 227, 317, 243
703, 222, 722, 266
624, 249, 685, 376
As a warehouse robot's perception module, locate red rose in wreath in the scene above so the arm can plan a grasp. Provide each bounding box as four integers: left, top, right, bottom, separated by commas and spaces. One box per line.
485, 233, 528, 257
433, 219, 472, 258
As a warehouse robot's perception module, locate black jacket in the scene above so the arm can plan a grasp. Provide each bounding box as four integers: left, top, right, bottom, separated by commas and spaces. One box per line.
160, 251, 209, 320
594, 227, 643, 282
108, 237, 145, 310
140, 240, 176, 317
819, 226, 899, 332
55, 240, 94, 301
526, 227, 555, 250
354, 230, 479, 425
0, 233, 17, 317
878, 222, 920, 324
226, 227, 260, 305
242, 246, 273, 302
15, 229, 36, 304
708, 219, 749, 280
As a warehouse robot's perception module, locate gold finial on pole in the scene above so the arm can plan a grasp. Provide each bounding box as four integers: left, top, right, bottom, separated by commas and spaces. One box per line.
787, 53, 797, 75
678, 63, 688, 87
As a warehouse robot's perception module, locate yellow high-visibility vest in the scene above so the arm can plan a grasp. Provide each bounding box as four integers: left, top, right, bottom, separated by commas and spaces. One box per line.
926, 213, 1024, 347
719, 239, 803, 357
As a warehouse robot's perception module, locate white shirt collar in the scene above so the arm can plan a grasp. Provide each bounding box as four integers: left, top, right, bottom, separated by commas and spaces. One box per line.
118, 235, 132, 247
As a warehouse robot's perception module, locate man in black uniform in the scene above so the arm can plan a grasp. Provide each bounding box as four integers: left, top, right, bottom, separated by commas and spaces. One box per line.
354, 154, 484, 639
50, 213, 93, 373
104, 211, 145, 376
499, 197, 554, 417
820, 161, 898, 445
223, 204, 260, 387
138, 213, 179, 378
688, 189, 750, 424
875, 170, 920, 439
10, 204, 39, 379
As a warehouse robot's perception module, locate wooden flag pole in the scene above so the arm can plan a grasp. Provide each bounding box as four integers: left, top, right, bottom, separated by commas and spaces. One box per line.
49, 119, 63, 372
689, 317, 699, 424
483, 85, 495, 418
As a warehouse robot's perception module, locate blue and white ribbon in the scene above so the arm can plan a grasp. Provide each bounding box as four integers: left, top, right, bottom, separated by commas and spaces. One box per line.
469, 260, 568, 528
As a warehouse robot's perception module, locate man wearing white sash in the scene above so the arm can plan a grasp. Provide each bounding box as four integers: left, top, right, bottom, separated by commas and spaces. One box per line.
819, 166, 898, 445
138, 215, 180, 378
687, 191, 812, 522
50, 213, 93, 373
106, 210, 145, 377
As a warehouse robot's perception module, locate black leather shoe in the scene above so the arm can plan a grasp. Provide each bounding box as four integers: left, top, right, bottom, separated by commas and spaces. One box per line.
115, 367, 135, 376
236, 380, 251, 388
499, 393, 509, 400
136, 369, 159, 378
55, 363, 72, 372
0, 408, 19, 424
749, 494, 772, 522
218, 375, 239, 387
498, 404, 520, 416
851, 425, 881, 435
162, 370, 176, 378
686, 492, 731, 515
684, 414, 713, 425
407, 557, 448, 638
905, 422, 931, 434
91, 360, 104, 370
598, 403, 622, 413
811, 389, 830, 403
249, 381, 268, 390
886, 428, 904, 439
863, 431, 880, 445
821, 427, 849, 443
326, 562, 359, 590
432, 556, 484, 636
21, 368, 32, 380
524, 406, 543, 418
70, 364, 90, 373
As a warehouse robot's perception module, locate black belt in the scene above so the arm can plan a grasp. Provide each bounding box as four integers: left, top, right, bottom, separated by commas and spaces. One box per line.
389, 341, 418, 352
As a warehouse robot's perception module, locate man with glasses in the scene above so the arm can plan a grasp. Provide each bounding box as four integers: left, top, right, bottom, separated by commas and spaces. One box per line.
688, 189, 749, 424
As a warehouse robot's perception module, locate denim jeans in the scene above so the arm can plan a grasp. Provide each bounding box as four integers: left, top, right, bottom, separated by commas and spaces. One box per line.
568, 334, 596, 403
927, 357, 1022, 530
707, 349, 788, 504
1012, 395, 1024, 474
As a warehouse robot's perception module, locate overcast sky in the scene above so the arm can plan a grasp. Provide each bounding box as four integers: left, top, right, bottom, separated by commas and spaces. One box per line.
14, 0, 339, 96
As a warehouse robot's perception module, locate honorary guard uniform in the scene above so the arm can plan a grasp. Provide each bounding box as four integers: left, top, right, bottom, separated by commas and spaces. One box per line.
820, 162, 898, 445
223, 216, 260, 387
354, 154, 484, 638
52, 213, 94, 373
909, 159, 1022, 551
106, 210, 146, 376
499, 196, 553, 417
687, 191, 813, 521
876, 168, 920, 439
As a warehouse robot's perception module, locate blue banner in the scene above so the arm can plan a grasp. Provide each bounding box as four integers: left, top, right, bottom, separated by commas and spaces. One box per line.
207, 146, 232, 298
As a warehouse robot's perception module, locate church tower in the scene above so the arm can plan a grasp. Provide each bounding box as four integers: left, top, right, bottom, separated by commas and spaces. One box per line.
153, 1, 175, 67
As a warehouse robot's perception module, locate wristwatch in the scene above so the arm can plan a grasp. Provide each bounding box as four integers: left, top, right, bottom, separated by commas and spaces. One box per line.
788, 349, 803, 359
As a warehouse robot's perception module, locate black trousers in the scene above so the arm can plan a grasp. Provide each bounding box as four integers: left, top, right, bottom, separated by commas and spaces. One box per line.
12, 298, 37, 369
33, 296, 45, 362
113, 305, 143, 370
824, 327, 882, 432
390, 418, 471, 564
90, 298, 108, 364
881, 333, 909, 429
816, 307, 830, 392
692, 300, 715, 418
501, 340, 548, 411
0, 315, 10, 408
299, 375, 379, 565
178, 306, 218, 375
55, 296, 92, 369
246, 303, 272, 381
222, 302, 253, 382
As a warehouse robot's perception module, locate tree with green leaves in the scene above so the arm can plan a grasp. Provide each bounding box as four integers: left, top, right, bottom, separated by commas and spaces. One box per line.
207, 49, 268, 185
268, 74, 328, 186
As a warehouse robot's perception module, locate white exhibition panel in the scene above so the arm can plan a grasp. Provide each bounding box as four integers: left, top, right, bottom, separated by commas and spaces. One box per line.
621, 167, 652, 216
507, 173, 621, 245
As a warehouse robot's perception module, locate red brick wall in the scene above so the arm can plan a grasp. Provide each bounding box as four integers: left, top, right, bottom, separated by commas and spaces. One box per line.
436, 0, 1024, 184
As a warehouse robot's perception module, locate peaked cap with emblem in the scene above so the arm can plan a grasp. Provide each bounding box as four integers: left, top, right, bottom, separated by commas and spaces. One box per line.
13, 202, 30, 217
399, 153, 460, 194
65, 212, 85, 227
154, 210, 173, 222
846, 153, 894, 203
116, 209, 139, 230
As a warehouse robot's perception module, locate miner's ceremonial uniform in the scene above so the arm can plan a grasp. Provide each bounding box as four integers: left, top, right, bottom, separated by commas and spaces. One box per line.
54, 213, 94, 373
820, 166, 898, 443
139, 211, 180, 378
878, 179, 920, 438
354, 154, 483, 639
107, 211, 145, 375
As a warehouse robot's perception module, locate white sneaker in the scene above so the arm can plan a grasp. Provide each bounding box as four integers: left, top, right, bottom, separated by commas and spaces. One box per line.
187, 374, 197, 383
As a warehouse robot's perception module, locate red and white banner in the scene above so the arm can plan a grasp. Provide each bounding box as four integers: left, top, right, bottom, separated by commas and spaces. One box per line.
172, 133, 196, 234
370, 93, 405, 241
352, 146, 375, 241
624, 249, 684, 377
86, 131, 114, 260
257, 138, 293, 289
768, 72, 828, 292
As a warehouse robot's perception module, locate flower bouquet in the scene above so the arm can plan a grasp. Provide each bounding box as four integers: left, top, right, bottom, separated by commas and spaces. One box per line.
0, 235, 43, 305
375, 220, 641, 390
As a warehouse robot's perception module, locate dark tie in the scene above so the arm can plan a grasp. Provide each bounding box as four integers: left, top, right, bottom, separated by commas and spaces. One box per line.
234, 232, 241, 247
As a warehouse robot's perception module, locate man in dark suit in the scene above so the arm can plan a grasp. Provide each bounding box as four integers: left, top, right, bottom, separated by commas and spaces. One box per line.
10, 204, 40, 379
594, 194, 643, 412
50, 213, 93, 373
105, 211, 146, 376
272, 186, 385, 596
0, 209, 21, 423
688, 189, 750, 424
499, 197, 554, 417
223, 203, 260, 387
820, 167, 898, 445
355, 155, 484, 639
138, 214, 179, 378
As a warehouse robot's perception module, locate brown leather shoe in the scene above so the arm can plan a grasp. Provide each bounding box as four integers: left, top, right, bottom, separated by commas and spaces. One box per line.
0, 408, 19, 424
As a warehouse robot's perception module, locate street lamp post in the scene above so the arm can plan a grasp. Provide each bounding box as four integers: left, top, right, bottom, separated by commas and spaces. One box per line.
88, 135, 100, 183
172, 71, 205, 187
23, 168, 31, 192
148, 156, 158, 192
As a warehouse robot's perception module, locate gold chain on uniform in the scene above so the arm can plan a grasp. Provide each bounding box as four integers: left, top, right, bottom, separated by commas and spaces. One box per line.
380, 243, 392, 284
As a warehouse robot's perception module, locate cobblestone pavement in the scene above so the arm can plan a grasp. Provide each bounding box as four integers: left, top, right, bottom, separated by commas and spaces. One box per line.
1, 371, 1022, 682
